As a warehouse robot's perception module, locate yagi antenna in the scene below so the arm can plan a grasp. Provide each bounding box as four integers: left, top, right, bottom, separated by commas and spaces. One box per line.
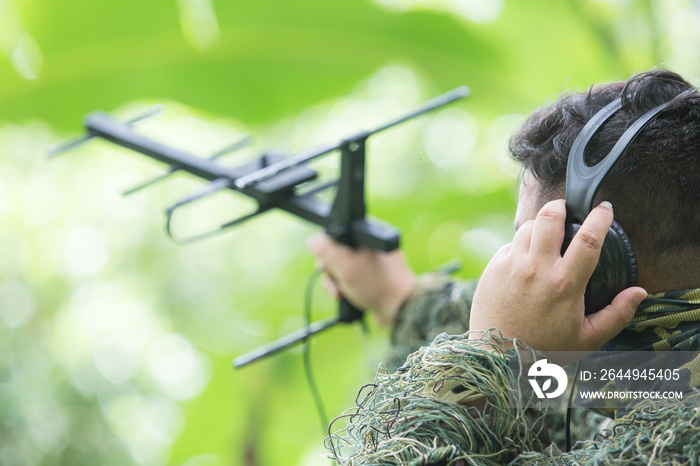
47, 105, 164, 157
124, 135, 253, 196
234, 86, 469, 189
49, 86, 470, 367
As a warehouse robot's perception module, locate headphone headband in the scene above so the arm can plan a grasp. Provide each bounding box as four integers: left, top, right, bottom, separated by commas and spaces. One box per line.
566, 97, 672, 222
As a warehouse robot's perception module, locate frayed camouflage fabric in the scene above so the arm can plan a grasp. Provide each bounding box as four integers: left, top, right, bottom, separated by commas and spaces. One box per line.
327, 332, 553, 465
327, 331, 700, 465
327, 278, 700, 464
515, 391, 700, 465
387, 273, 476, 371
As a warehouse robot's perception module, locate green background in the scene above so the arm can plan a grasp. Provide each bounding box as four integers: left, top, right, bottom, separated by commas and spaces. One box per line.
0, 0, 698, 464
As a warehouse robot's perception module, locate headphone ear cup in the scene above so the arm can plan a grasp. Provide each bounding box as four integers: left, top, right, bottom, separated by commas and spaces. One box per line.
562, 220, 638, 315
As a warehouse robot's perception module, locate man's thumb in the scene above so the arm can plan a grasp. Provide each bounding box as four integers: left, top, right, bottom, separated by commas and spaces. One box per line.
583, 287, 647, 349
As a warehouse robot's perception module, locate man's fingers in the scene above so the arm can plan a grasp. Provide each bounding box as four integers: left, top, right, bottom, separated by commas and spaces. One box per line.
582, 286, 647, 349
306, 233, 332, 258
306, 233, 354, 268
323, 275, 341, 300
529, 200, 567, 257
496, 242, 513, 258
512, 220, 535, 254
561, 202, 614, 283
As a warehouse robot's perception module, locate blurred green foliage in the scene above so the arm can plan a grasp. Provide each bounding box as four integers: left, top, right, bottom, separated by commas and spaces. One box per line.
0, 0, 698, 465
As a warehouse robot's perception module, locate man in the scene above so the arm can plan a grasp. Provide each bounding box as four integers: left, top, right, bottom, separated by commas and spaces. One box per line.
309, 69, 700, 463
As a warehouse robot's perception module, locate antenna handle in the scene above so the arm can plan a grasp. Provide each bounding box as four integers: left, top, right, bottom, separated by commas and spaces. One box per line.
338, 296, 363, 324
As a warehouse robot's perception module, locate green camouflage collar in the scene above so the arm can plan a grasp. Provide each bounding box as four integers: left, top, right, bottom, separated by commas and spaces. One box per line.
602, 289, 700, 352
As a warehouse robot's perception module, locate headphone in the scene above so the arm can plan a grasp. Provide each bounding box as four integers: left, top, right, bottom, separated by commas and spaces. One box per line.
563, 97, 672, 314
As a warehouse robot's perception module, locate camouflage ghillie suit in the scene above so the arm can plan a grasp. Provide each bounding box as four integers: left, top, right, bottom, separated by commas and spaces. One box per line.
327, 273, 700, 465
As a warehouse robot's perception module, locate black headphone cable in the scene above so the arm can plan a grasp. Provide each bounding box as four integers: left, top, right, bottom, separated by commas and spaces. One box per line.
566, 359, 583, 452
302, 267, 329, 435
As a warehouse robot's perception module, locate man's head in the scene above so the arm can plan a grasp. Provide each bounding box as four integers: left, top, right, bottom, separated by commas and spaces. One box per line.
510, 69, 700, 292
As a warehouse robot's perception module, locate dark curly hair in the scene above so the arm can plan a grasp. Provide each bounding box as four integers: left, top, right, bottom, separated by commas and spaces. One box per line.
510, 69, 700, 291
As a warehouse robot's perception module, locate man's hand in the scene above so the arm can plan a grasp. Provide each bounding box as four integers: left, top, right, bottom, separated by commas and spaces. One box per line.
469, 200, 647, 353
307, 234, 416, 327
